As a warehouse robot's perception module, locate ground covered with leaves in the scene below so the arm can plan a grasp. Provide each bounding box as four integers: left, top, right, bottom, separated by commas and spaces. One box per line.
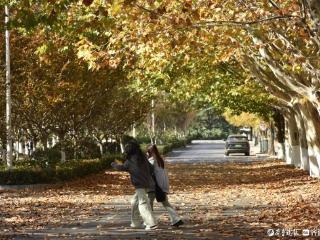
1, 159, 320, 239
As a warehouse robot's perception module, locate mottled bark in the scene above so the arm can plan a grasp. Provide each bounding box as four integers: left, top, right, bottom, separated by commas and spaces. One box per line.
293, 104, 310, 171
298, 100, 320, 176
284, 109, 301, 167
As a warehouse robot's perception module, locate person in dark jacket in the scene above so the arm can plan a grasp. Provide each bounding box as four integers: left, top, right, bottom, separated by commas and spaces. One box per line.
111, 140, 157, 230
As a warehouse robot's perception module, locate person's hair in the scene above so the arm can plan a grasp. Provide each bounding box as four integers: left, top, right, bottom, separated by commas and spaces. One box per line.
147, 144, 165, 168
124, 140, 146, 163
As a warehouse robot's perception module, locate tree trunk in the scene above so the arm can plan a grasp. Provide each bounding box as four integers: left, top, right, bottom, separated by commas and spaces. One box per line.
268, 121, 275, 155
94, 135, 104, 156
98, 142, 104, 156
72, 136, 78, 160
61, 146, 66, 163
59, 134, 66, 163
299, 100, 320, 176
20, 139, 25, 154
120, 139, 124, 154
274, 110, 285, 160
284, 109, 301, 168
29, 139, 35, 155
284, 118, 290, 164
293, 104, 310, 171
150, 99, 157, 144
132, 124, 136, 138
5, 5, 12, 168
52, 136, 57, 147
41, 135, 48, 151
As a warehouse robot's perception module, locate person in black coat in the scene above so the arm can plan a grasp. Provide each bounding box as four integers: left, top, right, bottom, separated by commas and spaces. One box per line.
111, 140, 157, 230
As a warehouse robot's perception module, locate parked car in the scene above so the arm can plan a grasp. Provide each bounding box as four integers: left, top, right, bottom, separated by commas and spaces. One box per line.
225, 135, 250, 156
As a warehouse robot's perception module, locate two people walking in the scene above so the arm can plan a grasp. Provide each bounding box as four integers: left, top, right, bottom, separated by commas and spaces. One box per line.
111, 140, 183, 230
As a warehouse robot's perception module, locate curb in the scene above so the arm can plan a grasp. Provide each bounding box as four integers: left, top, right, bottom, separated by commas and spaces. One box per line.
0, 184, 51, 190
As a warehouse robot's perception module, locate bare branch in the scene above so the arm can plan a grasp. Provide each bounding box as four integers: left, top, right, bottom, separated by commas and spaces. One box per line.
268, 0, 280, 9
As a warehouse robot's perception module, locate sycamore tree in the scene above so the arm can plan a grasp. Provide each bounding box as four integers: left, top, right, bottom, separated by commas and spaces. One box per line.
83, 0, 320, 176
223, 111, 261, 129
87, 84, 151, 154
0, 1, 152, 163
144, 96, 197, 143
2, 0, 320, 175
5, 30, 114, 161
187, 107, 237, 140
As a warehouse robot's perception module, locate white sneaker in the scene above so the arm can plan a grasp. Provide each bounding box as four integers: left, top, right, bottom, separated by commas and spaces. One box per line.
145, 225, 158, 230
130, 223, 143, 229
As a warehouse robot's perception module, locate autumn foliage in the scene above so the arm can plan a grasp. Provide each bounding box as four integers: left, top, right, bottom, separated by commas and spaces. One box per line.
0, 1, 320, 175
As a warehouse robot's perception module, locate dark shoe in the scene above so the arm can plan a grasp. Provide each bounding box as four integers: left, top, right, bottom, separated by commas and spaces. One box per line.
172, 220, 184, 227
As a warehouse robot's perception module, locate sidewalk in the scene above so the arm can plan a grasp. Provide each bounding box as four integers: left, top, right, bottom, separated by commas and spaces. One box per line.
23, 196, 226, 240
1, 143, 318, 239
250, 141, 269, 158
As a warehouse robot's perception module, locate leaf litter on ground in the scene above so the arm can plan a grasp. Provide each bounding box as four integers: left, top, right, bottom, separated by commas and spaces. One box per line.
1, 159, 320, 238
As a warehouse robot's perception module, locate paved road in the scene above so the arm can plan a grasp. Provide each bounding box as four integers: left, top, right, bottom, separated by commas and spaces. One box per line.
166, 140, 260, 164
12, 141, 267, 240
0, 140, 261, 191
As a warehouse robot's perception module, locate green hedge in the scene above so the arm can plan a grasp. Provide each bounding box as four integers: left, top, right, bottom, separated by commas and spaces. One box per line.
141, 138, 189, 155
0, 139, 189, 185
161, 139, 188, 155
0, 154, 122, 185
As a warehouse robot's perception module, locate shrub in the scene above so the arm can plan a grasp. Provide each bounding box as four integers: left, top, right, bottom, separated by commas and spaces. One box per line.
77, 138, 101, 159
122, 135, 137, 145
31, 148, 61, 168
0, 154, 122, 185
52, 142, 74, 160
0, 167, 55, 184
0, 137, 188, 185
136, 135, 151, 144
187, 128, 229, 140
105, 142, 121, 154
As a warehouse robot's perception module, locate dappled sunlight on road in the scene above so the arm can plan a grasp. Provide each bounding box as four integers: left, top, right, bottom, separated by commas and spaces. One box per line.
166, 140, 260, 164
1, 159, 319, 239
168, 160, 308, 190
1, 142, 320, 239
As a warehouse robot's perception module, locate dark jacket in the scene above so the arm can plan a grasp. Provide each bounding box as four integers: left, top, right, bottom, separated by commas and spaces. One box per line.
111, 154, 155, 190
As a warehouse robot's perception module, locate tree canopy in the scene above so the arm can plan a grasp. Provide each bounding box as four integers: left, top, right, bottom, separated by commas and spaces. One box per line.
1, 0, 320, 175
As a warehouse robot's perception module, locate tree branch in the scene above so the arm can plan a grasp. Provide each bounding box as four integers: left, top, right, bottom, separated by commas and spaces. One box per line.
245, 55, 293, 104
268, 0, 280, 9
252, 35, 310, 97
192, 15, 301, 28
134, 2, 300, 28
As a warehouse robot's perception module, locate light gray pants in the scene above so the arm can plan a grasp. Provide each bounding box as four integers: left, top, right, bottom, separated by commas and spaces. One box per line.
148, 191, 181, 225
131, 188, 156, 227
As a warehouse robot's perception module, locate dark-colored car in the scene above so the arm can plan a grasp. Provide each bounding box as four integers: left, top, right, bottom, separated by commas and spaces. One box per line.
225, 135, 250, 156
